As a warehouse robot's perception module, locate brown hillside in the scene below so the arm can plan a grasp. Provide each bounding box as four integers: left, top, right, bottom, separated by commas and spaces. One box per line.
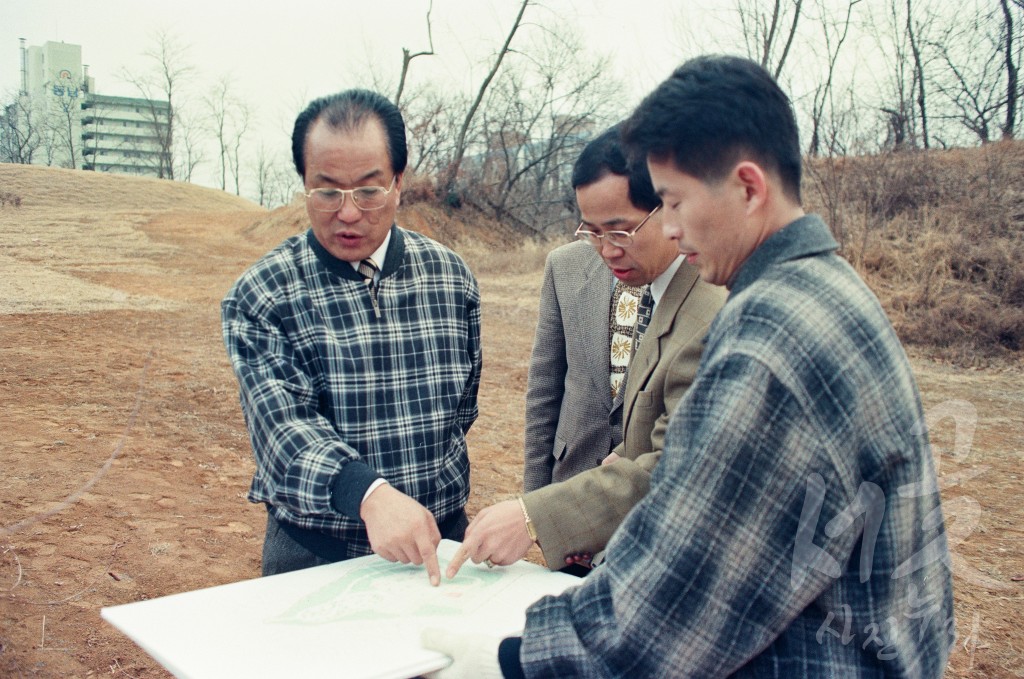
804, 141, 1024, 363
0, 164, 263, 212
0, 163, 1022, 679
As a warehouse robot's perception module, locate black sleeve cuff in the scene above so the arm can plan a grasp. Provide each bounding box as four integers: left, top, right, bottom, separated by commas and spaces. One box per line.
498, 636, 526, 679
329, 461, 382, 518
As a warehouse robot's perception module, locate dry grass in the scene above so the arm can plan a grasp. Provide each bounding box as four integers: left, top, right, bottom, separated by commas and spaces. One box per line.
805, 141, 1024, 364
0, 163, 261, 212
0, 164, 1021, 678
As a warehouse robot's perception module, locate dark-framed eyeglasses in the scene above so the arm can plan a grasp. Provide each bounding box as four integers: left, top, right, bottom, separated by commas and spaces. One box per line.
304, 176, 397, 212
574, 204, 661, 248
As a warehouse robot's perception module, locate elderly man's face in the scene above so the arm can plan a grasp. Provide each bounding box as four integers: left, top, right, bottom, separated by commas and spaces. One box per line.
303, 117, 402, 263
575, 173, 678, 287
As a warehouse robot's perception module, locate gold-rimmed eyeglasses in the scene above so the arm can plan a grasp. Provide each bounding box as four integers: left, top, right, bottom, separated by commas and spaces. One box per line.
575, 204, 661, 248
304, 176, 397, 212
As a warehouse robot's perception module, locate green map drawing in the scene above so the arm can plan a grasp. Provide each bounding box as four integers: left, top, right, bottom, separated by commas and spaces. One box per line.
271, 557, 506, 626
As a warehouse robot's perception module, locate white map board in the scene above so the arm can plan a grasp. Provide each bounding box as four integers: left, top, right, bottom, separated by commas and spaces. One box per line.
101, 540, 581, 679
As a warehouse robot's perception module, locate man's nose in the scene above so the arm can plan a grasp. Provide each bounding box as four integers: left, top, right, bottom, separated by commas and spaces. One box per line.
599, 239, 625, 258
336, 194, 363, 222
661, 220, 680, 240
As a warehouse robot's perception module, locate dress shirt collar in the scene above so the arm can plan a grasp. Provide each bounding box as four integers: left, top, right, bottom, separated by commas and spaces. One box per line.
649, 255, 684, 306
349, 231, 392, 275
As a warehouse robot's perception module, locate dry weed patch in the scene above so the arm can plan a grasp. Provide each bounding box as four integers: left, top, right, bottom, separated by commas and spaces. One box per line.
0, 163, 1020, 678
806, 141, 1024, 363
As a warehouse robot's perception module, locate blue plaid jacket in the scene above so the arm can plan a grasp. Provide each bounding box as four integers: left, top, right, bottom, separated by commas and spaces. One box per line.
222, 226, 481, 557
516, 215, 954, 677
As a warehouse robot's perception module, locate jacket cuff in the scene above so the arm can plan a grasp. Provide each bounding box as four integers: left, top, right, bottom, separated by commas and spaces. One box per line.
329, 461, 382, 518
498, 637, 525, 679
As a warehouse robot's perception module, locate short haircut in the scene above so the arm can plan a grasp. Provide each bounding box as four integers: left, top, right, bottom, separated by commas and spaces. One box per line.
571, 123, 660, 212
291, 89, 408, 180
622, 55, 802, 203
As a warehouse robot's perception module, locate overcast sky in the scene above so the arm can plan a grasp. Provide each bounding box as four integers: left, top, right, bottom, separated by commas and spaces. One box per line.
2, 1, 708, 117
0, 0, 758, 193
3, 0, 722, 188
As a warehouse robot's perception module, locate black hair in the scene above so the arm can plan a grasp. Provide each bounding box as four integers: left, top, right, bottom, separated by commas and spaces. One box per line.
622, 55, 802, 202
571, 123, 660, 212
291, 89, 408, 179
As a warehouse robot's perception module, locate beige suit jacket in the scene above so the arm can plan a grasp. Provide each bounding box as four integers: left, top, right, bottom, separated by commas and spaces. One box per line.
523, 262, 726, 568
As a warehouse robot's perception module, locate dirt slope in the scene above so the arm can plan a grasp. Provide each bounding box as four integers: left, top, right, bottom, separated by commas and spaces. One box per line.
0, 165, 1021, 678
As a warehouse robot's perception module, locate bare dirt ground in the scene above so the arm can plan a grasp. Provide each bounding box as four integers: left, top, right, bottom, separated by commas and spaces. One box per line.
1, 166, 1022, 678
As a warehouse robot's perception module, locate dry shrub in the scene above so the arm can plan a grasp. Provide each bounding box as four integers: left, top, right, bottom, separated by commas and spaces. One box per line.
807, 141, 1024, 364
0, 189, 22, 207
455, 236, 560, 276
400, 172, 437, 204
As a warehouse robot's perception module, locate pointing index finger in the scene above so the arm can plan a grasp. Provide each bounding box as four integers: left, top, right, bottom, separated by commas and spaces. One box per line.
446, 543, 473, 580
423, 546, 441, 587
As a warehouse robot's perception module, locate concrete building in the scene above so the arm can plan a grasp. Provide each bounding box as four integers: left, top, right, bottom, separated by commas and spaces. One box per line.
81, 94, 171, 175
2, 39, 171, 177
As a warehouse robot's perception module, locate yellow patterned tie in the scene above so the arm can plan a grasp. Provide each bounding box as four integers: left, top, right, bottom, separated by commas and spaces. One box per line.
609, 281, 646, 399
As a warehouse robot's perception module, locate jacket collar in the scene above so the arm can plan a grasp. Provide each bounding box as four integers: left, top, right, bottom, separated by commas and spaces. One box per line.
306, 225, 406, 281
728, 214, 837, 296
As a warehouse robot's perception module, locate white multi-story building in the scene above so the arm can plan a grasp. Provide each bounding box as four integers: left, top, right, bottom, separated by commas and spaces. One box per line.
2, 40, 171, 177
81, 94, 171, 175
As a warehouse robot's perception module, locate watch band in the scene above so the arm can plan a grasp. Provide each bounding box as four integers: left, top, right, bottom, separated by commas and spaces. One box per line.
518, 496, 538, 544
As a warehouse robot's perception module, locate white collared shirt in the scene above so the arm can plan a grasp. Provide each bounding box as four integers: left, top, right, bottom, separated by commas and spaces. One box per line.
649, 255, 684, 307
348, 231, 392, 282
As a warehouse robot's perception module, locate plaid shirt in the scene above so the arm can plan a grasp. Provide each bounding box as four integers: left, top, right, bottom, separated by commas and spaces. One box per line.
517, 216, 954, 677
222, 226, 481, 557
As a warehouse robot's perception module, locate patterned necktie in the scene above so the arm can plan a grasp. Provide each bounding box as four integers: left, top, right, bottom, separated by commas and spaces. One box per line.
358, 258, 381, 319
609, 281, 647, 400
634, 285, 654, 348
357, 258, 378, 285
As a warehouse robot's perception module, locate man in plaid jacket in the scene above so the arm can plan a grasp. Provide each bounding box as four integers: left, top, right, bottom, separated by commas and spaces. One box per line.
223, 90, 481, 585
425, 56, 953, 679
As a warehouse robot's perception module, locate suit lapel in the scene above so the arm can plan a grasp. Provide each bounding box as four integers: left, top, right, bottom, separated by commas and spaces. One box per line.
621, 263, 700, 425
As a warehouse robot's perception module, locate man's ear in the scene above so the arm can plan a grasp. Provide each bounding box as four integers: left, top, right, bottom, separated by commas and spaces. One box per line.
393, 171, 404, 209
734, 161, 768, 215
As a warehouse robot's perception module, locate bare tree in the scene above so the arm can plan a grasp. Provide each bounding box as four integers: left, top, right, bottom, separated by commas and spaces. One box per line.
806, 0, 862, 156
869, 0, 924, 149
207, 77, 233, 190
122, 30, 195, 179
999, 0, 1020, 138
465, 25, 619, 233
254, 143, 297, 208
205, 77, 251, 195
737, 0, 804, 78
927, 0, 1023, 144
0, 94, 41, 164
394, 0, 435, 108
438, 0, 531, 201
905, 0, 930, 147
175, 108, 206, 181
931, 3, 1007, 143
227, 102, 250, 196
48, 87, 81, 169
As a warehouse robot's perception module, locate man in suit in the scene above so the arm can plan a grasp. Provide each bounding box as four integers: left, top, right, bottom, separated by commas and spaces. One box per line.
522, 241, 621, 492
447, 124, 725, 574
